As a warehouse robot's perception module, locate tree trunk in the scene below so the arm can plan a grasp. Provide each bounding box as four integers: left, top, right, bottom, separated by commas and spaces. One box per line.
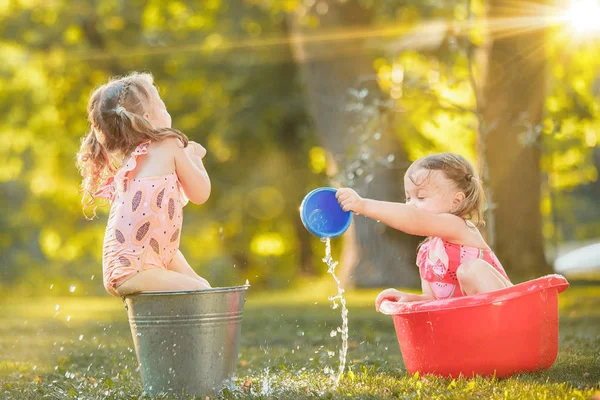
481, 0, 552, 281
288, 1, 421, 288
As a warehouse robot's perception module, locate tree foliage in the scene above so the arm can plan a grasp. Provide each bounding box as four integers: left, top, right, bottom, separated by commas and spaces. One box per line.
1, 0, 599, 295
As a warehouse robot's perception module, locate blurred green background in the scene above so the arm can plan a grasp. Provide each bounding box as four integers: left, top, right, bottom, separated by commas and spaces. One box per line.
1, 0, 600, 298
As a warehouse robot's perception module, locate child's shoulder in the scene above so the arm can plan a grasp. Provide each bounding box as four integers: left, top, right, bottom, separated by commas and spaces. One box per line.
147, 137, 186, 156
149, 137, 184, 149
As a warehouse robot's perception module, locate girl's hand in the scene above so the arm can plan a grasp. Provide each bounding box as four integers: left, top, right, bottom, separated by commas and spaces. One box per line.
170, 137, 211, 205
375, 289, 421, 311
336, 188, 365, 214
186, 141, 207, 159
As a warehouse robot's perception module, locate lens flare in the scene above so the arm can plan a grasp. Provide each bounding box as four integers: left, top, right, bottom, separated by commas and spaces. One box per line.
565, 0, 600, 34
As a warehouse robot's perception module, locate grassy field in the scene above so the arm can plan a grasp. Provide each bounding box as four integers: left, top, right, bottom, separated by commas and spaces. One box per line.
1, 282, 599, 399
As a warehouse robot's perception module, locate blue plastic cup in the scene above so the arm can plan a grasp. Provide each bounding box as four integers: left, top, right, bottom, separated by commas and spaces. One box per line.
300, 187, 352, 238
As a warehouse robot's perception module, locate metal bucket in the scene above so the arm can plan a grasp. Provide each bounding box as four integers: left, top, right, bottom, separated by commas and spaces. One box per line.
124, 285, 249, 397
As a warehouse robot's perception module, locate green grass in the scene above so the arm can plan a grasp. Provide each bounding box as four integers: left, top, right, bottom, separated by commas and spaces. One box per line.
1, 283, 599, 399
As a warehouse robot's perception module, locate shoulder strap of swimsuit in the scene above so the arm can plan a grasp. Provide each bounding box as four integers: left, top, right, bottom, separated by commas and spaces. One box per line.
113, 141, 151, 193
94, 142, 151, 200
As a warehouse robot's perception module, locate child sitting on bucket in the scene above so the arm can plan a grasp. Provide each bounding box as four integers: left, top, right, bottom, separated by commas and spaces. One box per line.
77, 72, 211, 296
335, 153, 512, 309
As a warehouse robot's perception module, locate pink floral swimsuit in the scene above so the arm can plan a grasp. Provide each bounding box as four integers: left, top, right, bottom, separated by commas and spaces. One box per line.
96, 141, 187, 296
417, 237, 510, 299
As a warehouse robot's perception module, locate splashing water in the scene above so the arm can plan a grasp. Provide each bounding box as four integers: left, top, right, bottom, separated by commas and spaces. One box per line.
321, 237, 348, 386
260, 367, 271, 396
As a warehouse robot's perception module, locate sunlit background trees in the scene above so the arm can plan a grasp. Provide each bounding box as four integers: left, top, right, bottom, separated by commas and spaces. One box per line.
1, 0, 599, 296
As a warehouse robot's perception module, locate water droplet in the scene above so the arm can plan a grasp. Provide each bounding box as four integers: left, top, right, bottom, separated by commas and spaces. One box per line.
330, 330, 337, 337
55, 304, 60, 311
79, 335, 84, 341
69, 285, 76, 293
66, 316, 72, 322
90, 275, 95, 280
49, 284, 54, 289
387, 154, 395, 163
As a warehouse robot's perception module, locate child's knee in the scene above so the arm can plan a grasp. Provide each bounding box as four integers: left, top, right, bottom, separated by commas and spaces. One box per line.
456, 260, 490, 282
192, 279, 210, 290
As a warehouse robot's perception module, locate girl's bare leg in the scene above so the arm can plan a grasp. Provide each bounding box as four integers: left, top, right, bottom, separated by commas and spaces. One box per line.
168, 250, 211, 288
456, 259, 512, 296
115, 267, 210, 296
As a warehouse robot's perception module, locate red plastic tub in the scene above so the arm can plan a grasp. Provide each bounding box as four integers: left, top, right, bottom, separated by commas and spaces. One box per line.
379, 274, 569, 378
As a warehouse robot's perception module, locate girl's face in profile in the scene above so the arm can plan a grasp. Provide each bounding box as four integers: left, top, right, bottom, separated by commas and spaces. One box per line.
404, 168, 463, 215
145, 85, 172, 129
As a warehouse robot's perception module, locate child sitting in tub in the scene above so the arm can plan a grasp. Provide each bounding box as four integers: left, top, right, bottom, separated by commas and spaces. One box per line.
77, 72, 212, 296
335, 153, 512, 309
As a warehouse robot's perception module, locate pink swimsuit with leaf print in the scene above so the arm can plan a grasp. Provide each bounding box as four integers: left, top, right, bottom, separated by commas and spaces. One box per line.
96, 141, 187, 296
417, 237, 510, 299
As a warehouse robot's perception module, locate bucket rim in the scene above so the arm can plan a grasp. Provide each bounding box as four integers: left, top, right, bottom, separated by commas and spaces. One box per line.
124, 284, 250, 298
379, 274, 569, 315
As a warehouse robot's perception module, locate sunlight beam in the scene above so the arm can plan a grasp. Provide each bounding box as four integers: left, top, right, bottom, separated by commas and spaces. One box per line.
565, 0, 600, 34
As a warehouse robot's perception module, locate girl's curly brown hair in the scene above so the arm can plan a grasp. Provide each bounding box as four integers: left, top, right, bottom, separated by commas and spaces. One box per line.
77, 72, 188, 218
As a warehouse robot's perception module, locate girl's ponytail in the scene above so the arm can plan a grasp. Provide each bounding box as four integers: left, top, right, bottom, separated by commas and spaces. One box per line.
77, 130, 115, 218
113, 105, 157, 150
454, 172, 485, 227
